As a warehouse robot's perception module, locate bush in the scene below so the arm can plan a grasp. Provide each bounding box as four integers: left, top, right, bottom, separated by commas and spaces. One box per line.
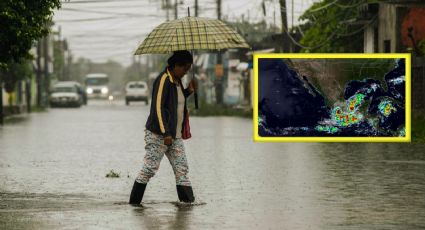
188, 102, 252, 118
412, 110, 425, 143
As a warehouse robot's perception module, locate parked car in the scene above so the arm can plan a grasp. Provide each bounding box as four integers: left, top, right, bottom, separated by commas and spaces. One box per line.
73, 82, 87, 105
50, 82, 84, 108
125, 81, 149, 105
53, 81, 87, 105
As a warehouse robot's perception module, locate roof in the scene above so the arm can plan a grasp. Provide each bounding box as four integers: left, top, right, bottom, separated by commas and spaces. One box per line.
85, 73, 108, 78
54, 81, 81, 87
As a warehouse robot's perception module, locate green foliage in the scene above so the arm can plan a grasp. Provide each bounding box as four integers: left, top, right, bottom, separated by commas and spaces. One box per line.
103, 60, 126, 91
124, 63, 147, 83
105, 169, 120, 178
69, 57, 90, 83
69, 58, 125, 91
52, 40, 66, 81
31, 106, 48, 113
188, 101, 252, 118
412, 110, 425, 143
226, 20, 279, 46
0, 0, 61, 68
418, 39, 425, 56
299, 0, 375, 52
0, 59, 33, 93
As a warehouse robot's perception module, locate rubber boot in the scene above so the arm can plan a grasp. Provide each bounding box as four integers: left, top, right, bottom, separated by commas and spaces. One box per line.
176, 185, 195, 203
129, 181, 147, 205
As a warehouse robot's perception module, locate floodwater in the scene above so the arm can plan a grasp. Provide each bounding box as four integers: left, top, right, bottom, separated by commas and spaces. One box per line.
1, 100, 424, 229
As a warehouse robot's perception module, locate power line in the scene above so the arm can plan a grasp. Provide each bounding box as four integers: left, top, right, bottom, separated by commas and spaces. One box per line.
287, 29, 338, 50
77, 4, 155, 9
334, 16, 378, 37
55, 16, 120, 22
286, 16, 377, 51
305, 0, 338, 13
58, 0, 321, 65
61, 7, 163, 18
67, 39, 143, 47
335, 0, 380, 9
68, 32, 147, 38
61, 0, 149, 3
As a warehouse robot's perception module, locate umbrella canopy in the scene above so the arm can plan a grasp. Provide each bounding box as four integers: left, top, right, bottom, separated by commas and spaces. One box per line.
134, 16, 249, 54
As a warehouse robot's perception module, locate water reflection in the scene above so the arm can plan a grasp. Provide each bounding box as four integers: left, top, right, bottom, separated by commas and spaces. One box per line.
316, 143, 425, 228
1, 101, 424, 229
130, 202, 196, 230
171, 205, 194, 230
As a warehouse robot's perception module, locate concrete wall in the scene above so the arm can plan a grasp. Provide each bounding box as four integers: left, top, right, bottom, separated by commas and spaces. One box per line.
364, 25, 376, 53
377, 3, 421, 52
378, 3, 397, 52
1, 87, 6, 107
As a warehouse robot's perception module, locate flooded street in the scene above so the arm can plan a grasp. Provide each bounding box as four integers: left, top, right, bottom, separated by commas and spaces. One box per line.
1, 100, 424, 229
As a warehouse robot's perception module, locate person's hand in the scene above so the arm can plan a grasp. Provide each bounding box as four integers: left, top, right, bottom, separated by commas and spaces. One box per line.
188, 79, 198, 93
164, 136, 173, 146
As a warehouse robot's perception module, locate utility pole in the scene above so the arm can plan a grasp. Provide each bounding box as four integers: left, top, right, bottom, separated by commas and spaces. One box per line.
57, 26, 63, 81
291, 0, 294, 29
166, 0, 170, 21
137, 56, 142, 80
174, 0, 178, 19
195, 0, 198, 17
43, 35, 50, 107
217, 0, 221, 20
66, 50, 72, 81
26, 78, 31, 113
215, 0, 223, 105
36, 39, 43, 107
63, 39, 70, 81
147, 56, 152, 89
279, 0, 289, 52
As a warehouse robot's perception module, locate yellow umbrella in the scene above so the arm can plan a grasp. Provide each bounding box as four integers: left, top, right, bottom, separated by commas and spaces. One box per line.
134, 16, 249, 54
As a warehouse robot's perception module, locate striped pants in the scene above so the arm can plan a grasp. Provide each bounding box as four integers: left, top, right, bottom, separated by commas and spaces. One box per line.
136, 130, 191, 186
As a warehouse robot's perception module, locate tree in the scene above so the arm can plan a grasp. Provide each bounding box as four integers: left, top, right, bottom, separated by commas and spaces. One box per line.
226, 20, 280, 50
1, 59, 33, 93
0, 0, 61, 69
69, 58, 126, 92
0, 59, 33, 110
0, 59, 33, 124
1, 1, 60, 124
298, 0, 375, 52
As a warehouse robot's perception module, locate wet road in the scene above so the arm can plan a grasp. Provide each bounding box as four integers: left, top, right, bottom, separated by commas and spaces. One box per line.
1, 100, 425, 229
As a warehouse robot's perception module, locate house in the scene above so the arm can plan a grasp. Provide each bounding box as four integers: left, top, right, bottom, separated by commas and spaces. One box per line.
360, 0, 425, 109
361, 0, 425, 53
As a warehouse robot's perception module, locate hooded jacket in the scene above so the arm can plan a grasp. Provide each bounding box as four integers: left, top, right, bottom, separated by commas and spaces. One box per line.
145, 68, 192, 138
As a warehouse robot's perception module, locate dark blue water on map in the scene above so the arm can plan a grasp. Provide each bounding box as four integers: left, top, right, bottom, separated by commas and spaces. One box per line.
258, 58, 406, 137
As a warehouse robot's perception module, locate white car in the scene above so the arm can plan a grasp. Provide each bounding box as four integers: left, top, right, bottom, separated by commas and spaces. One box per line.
125, 81, 149, 105
50, 82, 84, 108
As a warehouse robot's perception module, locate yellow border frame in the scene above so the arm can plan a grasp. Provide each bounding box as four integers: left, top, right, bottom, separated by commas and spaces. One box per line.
253, 53, 411, 143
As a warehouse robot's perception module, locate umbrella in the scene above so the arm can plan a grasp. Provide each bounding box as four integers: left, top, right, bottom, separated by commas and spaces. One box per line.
134, 16, 249, 54
134, 16, 250, 108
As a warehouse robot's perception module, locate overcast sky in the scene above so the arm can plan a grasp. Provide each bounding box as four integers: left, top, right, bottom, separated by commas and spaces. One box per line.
53, 0, 318, 67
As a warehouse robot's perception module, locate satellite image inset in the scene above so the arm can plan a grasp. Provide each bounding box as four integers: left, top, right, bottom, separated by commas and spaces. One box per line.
258, 58, 406, 137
